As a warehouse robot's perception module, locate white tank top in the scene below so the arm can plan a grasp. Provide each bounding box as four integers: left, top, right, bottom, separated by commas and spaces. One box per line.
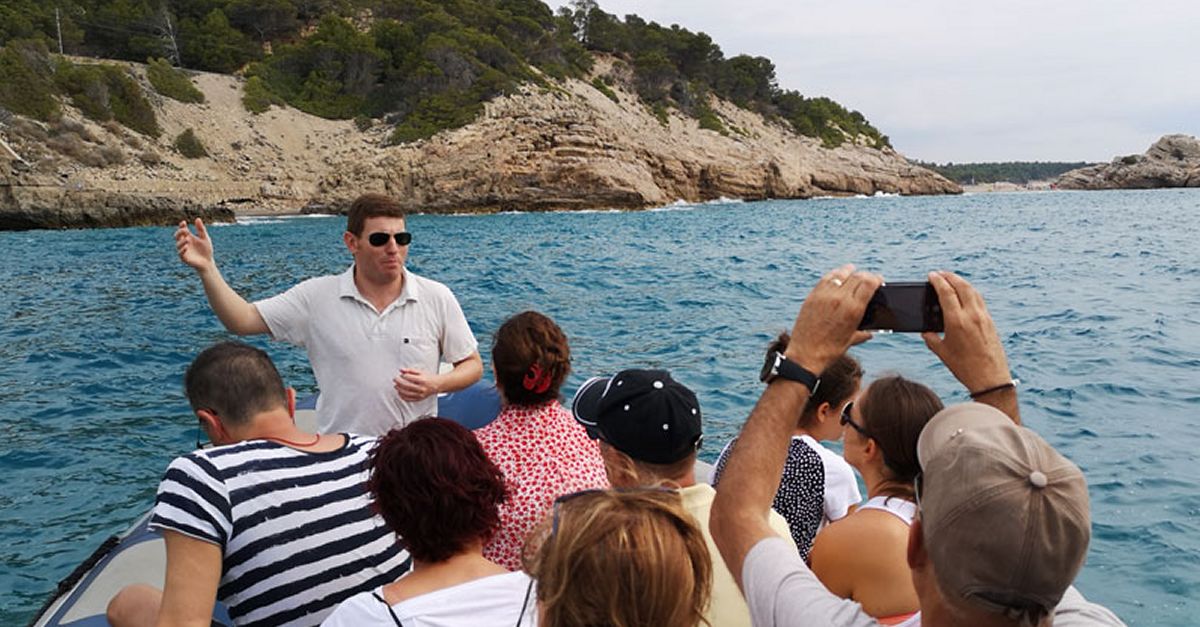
859, 495, 917, 525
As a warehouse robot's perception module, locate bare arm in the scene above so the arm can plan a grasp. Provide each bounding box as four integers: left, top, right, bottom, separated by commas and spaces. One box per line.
921, 270, 1020, 424
156, 531, 222, 627
394, 351, 483, 402
175, 219, 268, 336
711, 265, 881, 589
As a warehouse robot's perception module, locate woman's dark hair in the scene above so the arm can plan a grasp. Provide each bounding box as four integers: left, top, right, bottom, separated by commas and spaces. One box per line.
766, 332, 863, 428
858, 375, 943, 498
491, 311, 571, 406
368, 418, 507, 563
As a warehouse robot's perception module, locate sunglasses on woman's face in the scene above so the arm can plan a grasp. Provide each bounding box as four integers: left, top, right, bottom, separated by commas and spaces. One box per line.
840, 401, 871, 438
366, 231, 412, 247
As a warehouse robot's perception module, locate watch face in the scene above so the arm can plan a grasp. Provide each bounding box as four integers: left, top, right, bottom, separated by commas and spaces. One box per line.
759, 351, 780, 383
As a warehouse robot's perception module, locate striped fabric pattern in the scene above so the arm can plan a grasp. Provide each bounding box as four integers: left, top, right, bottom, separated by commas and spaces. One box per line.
149, 435, 411, 626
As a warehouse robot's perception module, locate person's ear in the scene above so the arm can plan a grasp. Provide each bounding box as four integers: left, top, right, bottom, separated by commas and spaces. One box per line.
286, 387, 297, 419
343, 230, 356, 253
814, 401, 834, 425
864, 437, 882, 462
907, 517, 928, 569
196, 409, 221, 443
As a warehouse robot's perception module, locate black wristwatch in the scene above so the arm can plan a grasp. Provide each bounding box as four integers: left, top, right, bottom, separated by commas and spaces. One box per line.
759, 351, 821, 394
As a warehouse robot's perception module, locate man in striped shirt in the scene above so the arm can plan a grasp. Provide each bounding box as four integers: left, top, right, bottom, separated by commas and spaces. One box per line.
107, 342, 411, 627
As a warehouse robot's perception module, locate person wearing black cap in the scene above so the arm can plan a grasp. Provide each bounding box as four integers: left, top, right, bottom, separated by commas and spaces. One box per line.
572, 369, 795, 627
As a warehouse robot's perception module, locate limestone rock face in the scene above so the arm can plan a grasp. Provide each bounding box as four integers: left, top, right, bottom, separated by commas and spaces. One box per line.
1057, 135, 1200, 190
0, 60, 958, 229
314, 78, 959, 212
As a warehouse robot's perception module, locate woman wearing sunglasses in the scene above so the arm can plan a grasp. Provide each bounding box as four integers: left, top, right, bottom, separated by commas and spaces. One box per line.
523, 489, 712, 627
806, 375, 943, 625
711, 333, 864, 560
474, 311, 609, 571
322, 418, 536, 626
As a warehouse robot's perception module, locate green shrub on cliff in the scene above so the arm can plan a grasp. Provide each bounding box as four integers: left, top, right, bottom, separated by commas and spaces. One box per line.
55, 62, 160, 137
388, 91, 484, 145
146, 58, 205, 104
696, 103, 727, 136
173, 128, 208, 158
562, 1, 890, 148
242, 76, 283, 114
251, 15, 385, 119
591, 77, 619, 103
0, 39, 59, 121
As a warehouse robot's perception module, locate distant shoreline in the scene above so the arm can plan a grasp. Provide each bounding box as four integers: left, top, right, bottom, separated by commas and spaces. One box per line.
960, 180, 1057, 193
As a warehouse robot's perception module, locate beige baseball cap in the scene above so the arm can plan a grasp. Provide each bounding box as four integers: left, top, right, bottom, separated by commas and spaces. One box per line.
916, 403, 1091, 618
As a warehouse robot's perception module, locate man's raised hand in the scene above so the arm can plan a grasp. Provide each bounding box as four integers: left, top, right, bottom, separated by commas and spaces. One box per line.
785, 264, 882, 374
922, 270, 1013, 395
175, 218, 215, 273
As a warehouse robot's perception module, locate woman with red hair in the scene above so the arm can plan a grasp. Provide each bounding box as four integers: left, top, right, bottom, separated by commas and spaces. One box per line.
322, 418, 536, 626
474, 311, 609, 571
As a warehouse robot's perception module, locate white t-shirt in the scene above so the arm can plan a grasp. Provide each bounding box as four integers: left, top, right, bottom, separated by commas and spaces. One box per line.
742, 537, 1127, 627
255, 266, 478, 435
321, 571, 536, 627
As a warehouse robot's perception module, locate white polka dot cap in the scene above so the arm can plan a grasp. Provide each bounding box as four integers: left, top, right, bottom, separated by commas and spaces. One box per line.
570, 369, 703, 464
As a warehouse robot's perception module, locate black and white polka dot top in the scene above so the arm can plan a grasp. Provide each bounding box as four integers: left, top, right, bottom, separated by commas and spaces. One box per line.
713, 436, 829, 560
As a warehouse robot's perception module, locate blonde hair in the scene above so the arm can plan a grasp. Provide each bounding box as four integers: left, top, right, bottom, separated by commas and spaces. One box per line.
524, 490, 712, 627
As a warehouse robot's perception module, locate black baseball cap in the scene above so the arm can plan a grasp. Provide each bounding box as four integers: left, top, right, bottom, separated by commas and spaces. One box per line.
571, 369, 703, 464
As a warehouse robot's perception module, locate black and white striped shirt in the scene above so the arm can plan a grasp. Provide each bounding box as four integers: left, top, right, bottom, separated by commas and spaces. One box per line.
149, 435, 411, 626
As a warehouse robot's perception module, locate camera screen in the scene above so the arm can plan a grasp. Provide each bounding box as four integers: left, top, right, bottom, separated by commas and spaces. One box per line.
859, 283, 941, 332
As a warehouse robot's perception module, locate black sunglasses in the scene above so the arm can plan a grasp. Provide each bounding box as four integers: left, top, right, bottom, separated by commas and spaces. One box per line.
366, 231, 412, 247
840, 401, 871, 438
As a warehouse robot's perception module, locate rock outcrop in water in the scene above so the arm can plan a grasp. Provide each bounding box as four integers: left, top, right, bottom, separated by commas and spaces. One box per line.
0, 58, 958, 230
1056, 135, 1200, 190
0, 166, 232, 230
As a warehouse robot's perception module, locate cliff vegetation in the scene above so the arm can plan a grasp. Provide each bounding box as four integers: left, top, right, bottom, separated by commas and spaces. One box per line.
1, 0, 889, 148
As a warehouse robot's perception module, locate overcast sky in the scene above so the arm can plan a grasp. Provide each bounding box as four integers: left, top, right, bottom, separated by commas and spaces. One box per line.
551, 0, 1200, 163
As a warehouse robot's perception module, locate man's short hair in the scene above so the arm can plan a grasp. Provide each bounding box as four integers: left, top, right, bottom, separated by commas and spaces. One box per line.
184, 342, 288, 426
917, 403, 1090, 622
346, 193, 406, 236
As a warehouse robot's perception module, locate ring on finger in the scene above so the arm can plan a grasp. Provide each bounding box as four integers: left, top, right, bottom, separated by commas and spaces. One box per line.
832, 278, 844, 287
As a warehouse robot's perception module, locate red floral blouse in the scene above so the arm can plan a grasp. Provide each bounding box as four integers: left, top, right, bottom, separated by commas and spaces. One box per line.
475, 400, 610, 570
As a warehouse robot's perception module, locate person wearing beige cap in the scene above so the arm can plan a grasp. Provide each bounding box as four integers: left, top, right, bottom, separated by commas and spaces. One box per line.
711, 265, 1125, 627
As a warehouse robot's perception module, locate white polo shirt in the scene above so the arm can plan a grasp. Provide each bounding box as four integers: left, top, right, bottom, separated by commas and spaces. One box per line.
255, 265, 478, 435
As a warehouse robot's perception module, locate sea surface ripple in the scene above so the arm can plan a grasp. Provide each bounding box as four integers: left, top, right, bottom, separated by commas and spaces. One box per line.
2, 189, 1198, 624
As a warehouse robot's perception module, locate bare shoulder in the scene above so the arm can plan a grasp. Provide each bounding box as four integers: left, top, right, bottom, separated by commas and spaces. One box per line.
812, 510, 906, 567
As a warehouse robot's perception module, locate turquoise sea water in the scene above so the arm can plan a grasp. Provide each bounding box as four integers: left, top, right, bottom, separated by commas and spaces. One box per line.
2, 190, 1198, 624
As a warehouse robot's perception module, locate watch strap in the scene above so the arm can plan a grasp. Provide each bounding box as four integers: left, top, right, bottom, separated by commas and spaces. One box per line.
762, 351, 821, 394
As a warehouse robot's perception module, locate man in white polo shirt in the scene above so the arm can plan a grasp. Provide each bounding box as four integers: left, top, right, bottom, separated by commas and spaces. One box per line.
174, 193, 482, 435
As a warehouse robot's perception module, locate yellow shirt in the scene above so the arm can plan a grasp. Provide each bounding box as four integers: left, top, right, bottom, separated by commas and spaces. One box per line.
680, 483, 797, 627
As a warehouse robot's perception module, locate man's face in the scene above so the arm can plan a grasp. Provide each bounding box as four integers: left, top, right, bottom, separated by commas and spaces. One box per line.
346, 216, 409, 284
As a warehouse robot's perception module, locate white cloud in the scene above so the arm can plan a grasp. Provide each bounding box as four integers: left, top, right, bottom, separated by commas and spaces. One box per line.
551, 0, 1200, 161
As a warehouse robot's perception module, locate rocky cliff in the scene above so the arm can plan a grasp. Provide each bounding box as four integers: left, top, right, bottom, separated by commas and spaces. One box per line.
1056, 134, 1200, 190
0, 58, 958, 230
